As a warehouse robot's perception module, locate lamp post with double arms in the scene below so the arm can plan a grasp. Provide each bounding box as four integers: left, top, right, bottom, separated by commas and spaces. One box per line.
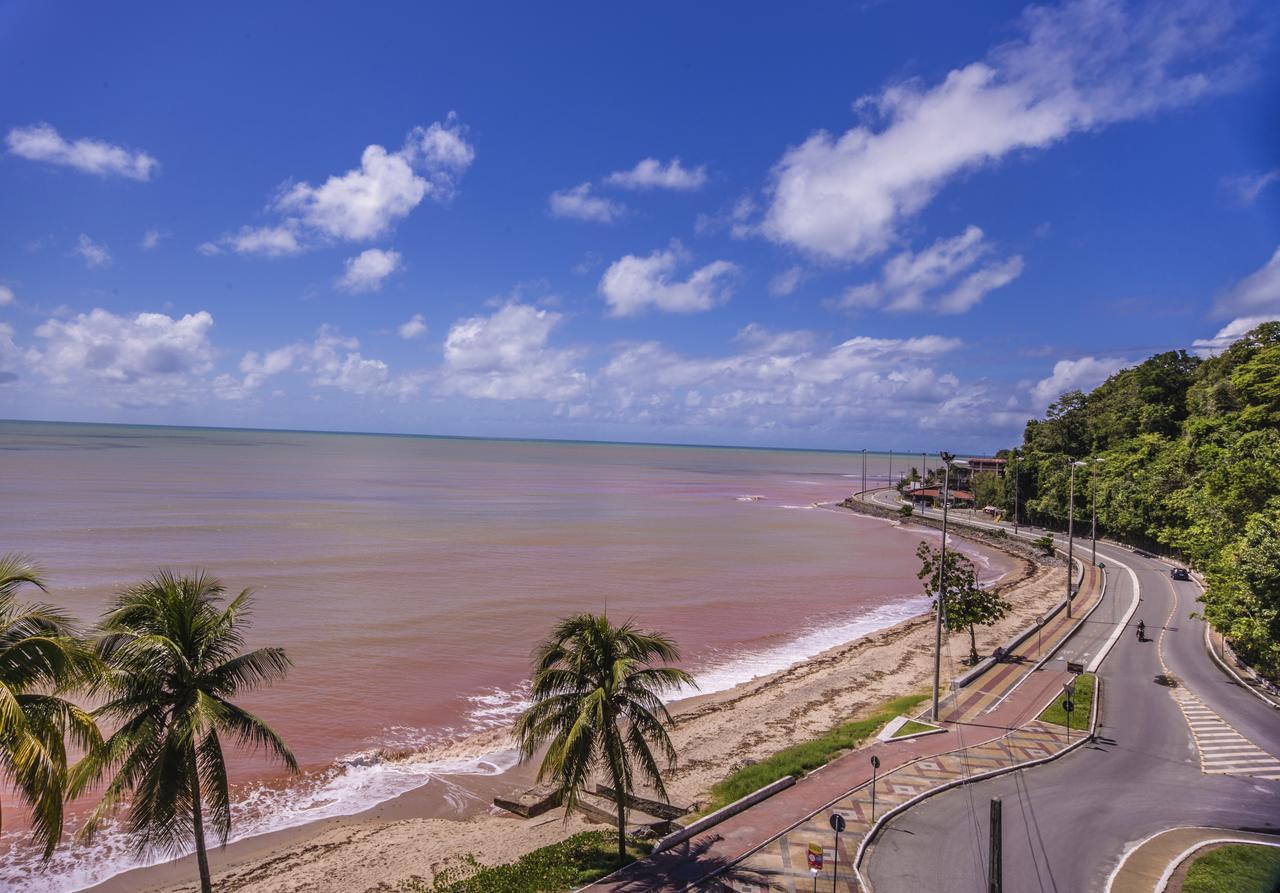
1089, 457, 1104, 566
1067, 460, 1086, 618
931, 452, 965, 722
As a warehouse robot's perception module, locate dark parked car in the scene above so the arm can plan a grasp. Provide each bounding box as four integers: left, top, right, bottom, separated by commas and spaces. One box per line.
1171, 567, 1191, 581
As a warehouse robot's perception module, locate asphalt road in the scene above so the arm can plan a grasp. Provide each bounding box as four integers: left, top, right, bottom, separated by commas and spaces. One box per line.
858, 493, 1280, 892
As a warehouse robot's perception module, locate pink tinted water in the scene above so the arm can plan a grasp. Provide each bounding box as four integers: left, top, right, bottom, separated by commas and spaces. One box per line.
0, 422, 1007, 889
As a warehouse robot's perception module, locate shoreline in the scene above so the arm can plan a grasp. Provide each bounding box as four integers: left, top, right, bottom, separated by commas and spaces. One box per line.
72, 513, 1057, 893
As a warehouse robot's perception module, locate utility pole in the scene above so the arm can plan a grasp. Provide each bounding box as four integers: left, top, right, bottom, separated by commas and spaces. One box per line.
1090, 464, 1098, 567
1067, 460, 1084, 618
932, 452, 957, 722
988, 798, 1003, 893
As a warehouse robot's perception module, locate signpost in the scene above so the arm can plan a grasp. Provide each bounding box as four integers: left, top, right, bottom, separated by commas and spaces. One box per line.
870, 755, 881, 822
1062, 676, 1078, 743
829, 813, 846, 892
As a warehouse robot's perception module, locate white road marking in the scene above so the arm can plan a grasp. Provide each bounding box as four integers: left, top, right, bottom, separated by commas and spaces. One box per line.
1172, 690, 1280, 780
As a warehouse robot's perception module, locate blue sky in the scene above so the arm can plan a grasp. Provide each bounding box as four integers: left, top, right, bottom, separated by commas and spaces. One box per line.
1, 0, 1278, 452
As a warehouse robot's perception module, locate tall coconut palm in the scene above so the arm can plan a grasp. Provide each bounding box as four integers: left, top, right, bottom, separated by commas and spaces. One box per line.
0, 553, 99, 857
514, 613, 694, 867
71, 571, 297, 893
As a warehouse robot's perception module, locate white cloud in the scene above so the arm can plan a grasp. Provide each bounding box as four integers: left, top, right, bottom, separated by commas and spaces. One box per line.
216, 329, 423, 400
140, 228, 165, 250
307, 328, 423, 399
438, 303, 586, 401
605, 158, 707, 191
548, 182, 624, 223
1191, 315, 1280, 357
1213, 246, 1280, 317
598, 245, 738, 317
762, 0, 1251, 262
199, 224, 305, 258
74, 234, 111, 269
0, 322, 19, 384
1225, 169, 1280, 206
31, 309, 215, 405
837, 226, 1022, 313
594, 326, 967, 431
1030, 356, 1127, 409
0, 285, 14, 306
205, 116, 473, 254
337, 248, 403, 294
5, 123, 158, 180
398, 313, 428, 339
275, 116, 473, 242
769, 267, 808, 297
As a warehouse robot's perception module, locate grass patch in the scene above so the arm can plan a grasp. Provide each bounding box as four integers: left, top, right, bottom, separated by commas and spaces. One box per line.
892, 719, 937, 738
1037, 673, 1095, 732
704, 692, 929, 813
1182, 844, 1280, 893
399, 831, 651, 893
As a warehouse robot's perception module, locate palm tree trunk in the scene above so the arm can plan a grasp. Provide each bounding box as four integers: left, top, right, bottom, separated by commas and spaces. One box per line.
189, 747, 213, 893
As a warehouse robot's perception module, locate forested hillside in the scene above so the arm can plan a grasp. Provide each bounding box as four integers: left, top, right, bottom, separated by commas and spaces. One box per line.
1000, 322, 1280, 676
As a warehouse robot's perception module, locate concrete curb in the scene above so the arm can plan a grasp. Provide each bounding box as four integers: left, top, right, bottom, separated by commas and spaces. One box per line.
852, 672, 1101, 892
649, 776, 795, 856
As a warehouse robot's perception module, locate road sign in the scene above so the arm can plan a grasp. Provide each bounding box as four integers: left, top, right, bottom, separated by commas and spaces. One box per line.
1062, 699, 1074, 713
807, 842, 823, 869
870, 755, 880, 769
1066, 660, 1085, 674
830, 813, 846, 833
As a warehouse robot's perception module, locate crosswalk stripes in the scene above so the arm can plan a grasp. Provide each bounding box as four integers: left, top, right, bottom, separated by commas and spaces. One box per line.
1172, 690, 1280, 780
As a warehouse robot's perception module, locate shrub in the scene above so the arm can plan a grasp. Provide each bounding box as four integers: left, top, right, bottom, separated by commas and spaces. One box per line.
399, 832, 651, 893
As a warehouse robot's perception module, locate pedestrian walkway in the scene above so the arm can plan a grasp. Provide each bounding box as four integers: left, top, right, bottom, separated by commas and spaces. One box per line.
713, 720, 1073, 891
1171, 689, 1280, 781
587, 555, 1105, 892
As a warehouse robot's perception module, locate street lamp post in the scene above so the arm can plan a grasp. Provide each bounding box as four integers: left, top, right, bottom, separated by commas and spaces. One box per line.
1089, 457, 1104, 566
1067, 460, 1086, 618
931, 451, 961, 723
1011, 449, 1020, 536
861, 448, 867, 494
889, 449, 893, 486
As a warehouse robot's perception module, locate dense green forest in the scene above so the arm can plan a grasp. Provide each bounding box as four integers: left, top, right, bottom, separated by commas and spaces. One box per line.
994, 321, 1280, 677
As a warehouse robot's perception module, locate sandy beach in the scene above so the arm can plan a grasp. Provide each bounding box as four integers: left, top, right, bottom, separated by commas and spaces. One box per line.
79, 512, 1062, 893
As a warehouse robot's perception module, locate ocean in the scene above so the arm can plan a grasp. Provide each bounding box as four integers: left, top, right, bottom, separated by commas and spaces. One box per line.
0, 421, 1002, 891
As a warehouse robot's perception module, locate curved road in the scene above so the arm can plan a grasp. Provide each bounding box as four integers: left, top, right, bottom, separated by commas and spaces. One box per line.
859, 491, 1280, 891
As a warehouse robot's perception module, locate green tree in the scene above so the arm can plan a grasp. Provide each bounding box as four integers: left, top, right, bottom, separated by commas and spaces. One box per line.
0, 555, 99, 856
916, 543, 1012, 664
72, 571, 297, 893
514, 613, 694, 867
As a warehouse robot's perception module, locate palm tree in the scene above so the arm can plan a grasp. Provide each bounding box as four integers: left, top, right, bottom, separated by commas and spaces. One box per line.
0, 553, 99, 857
514, 613, 694, 867
71, 571, 297, 893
